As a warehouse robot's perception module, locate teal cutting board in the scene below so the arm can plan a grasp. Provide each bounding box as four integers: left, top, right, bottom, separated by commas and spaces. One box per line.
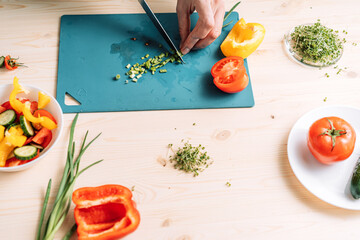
56, 12, 254, 113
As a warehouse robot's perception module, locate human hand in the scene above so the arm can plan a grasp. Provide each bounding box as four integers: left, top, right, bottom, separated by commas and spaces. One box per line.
177, 0, 225, 55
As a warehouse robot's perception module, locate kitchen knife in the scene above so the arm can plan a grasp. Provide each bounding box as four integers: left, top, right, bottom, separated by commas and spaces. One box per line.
138, 0, 185, 63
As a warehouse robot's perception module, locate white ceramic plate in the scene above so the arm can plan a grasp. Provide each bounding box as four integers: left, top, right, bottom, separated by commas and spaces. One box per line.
287, 105, 360, 210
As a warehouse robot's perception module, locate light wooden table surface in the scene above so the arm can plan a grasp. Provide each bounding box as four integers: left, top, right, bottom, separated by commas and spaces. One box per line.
1, 0, 360, 239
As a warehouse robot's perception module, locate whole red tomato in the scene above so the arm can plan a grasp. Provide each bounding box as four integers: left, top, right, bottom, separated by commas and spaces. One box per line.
307, 116, 356, 164
211, 56, 249, 93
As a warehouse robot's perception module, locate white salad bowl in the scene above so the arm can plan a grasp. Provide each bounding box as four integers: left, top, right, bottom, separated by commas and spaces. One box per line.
0, 83, 63, 172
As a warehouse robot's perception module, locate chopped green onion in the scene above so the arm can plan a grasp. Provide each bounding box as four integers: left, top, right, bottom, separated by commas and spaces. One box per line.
115, 74, 121, 80
159, 69, 167, 73
126, 64, 131, 69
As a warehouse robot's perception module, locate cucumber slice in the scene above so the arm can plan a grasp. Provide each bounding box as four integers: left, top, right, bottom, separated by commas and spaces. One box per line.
0, 109, 16, 126
30, 143, 44, 150
19, 115, 34, 137
14, 146, 38, 160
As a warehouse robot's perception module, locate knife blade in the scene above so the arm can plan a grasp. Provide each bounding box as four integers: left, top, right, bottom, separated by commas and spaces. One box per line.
138, 0, 185, 63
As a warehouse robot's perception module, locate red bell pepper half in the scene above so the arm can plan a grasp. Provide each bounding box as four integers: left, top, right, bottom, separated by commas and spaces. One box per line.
72, 184, 140, 240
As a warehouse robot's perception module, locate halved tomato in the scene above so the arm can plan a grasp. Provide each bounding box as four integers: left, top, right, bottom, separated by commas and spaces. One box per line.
211, 56, 249, 93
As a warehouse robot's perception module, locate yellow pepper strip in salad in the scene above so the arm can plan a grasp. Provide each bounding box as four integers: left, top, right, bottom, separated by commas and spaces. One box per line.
0, 126, 26, 167
0, 126, 4, 142
38, 91, 51, 109
9, 77, 26, 113
23, 101, 44, 123
6, 126, 27, 147
41, 117, 57, 130
220, 18, 265, 59
0, 141, 15, 167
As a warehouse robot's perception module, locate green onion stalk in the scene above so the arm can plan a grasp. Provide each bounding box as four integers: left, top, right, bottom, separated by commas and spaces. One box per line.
36, 114, 103, 240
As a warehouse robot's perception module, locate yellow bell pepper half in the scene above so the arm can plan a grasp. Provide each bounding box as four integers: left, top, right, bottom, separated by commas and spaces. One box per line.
9, 77, 26, 113
38, 91, 51, 109
220, 18, 265, 59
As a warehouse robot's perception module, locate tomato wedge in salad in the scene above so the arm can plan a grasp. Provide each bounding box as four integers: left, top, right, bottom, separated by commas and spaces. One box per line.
211, 56, 249, 93
33, 109, 57, 124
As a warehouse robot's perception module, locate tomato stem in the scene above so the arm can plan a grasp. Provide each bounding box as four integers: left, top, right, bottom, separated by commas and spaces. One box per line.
319, 118, 347, 150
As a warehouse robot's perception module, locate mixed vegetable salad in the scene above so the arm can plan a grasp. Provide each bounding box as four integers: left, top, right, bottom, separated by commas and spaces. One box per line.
0, 77, 57, 168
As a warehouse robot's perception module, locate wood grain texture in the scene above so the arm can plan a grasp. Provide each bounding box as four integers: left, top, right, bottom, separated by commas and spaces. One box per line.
1, 0, 360, 239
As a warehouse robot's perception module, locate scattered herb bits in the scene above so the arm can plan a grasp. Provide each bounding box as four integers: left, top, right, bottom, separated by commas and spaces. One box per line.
168, 141, 212, 177
115, 74, 121, 80
225, 182, 231, 187
289, 20, 345, 66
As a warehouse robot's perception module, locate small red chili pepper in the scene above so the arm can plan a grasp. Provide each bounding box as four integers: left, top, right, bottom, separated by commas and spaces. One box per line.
72, 184, 140, 240
3, 55, 24, 70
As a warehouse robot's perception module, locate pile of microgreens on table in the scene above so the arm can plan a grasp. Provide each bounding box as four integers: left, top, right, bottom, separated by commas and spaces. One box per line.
168, 140, 212, 177
290, 19, 346, 65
